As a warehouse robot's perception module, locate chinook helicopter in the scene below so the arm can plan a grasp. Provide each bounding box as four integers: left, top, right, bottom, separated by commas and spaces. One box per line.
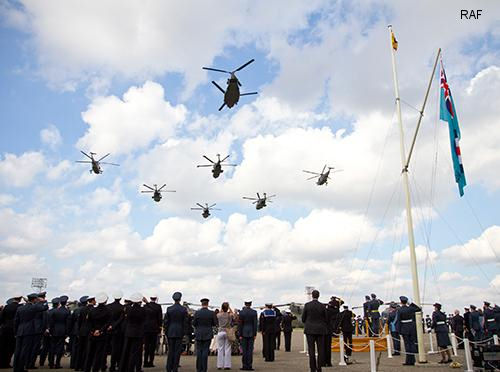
76, 151, 119, 174
196, 154, 237, 178
190, 203, 220, 219
202, 59, 258, 111
141, 184, 176, 202
302, 165, 343, 186
242, 192, 275, 210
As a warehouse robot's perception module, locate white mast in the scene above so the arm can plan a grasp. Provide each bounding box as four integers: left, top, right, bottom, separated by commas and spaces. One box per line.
387, 25, 427, 363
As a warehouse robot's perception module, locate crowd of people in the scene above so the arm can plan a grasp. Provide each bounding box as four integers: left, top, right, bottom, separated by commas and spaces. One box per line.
1, 289, 499, 372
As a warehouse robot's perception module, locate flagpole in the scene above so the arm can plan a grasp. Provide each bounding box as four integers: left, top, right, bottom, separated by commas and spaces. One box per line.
387, 25, 427, 363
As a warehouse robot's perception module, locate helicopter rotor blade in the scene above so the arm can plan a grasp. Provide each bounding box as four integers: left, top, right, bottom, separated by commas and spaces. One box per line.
196, 165, 212, 168
233, 59, 255, 72
203, 67, 231, 74
331, 169, 344, 173
307, 175, 318, 180
100, 162, 120, 166
210, 208, 221, 211
80, 151, 93, 160
191, 208, 203, 210
75, 161, 92, 163
221, 164, 237, 167
240, 92, 258, 96
218, 102, 226, 111
321, 164, 327, 174
196, 203, 205, 209
237, 80, 242, 87
208, 203, 217, 208
163, 190, 176, 193
141, 191, 154, 193
97, 153, 111, 162
302, 170, 320, 175
256, 192, 261, 199
242, 197, 257, 201
157, 184, 167, 191
202, 155, 215, 164
211, 81, 226, 94
220, 154, 230, 162
267, 194, 276, 198
143, 184, 155, 191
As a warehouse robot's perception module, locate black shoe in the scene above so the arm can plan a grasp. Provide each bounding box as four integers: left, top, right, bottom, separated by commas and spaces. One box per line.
393, 352, 400, 355
402, 363, 415, 366
446, 359, 453, 364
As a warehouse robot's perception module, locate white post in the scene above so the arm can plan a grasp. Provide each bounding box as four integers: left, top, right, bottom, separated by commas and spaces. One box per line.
302, 335, 308, 354
387, 25, 426, 363
370, 340, 376, 372
494, 334, 499, 345
463, 338, 474, 372
339, 334, 347, 366
386, 334, 393, 358
428, 331, 435, 353
450, 333, 458, 356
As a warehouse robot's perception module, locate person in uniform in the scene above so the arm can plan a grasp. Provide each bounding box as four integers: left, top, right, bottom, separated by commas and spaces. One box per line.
85, 293, 111, 372
259, 303, 276, 362
40, 297, 59, 367
143, 295, 162, 368
483, 301, 498, 342
238, 300, 257, 370
70, 296, 87, 370
106, 291, 124, 372
339, 305, 354, 364
469, 305, 482, 341
324, 296, 341, 367
192, 298, 217, 372
119, 293, 145, 372
29, 292, 48, 368
164, 292, 187, 372
494, 304, 500, 336
0, 295, 22, 368
387, 302, 400, 355
431, 303, 452, 364
281, 311, 296, 352
450, 310, 464, 349
274, 307, 282, 351
48, 295, 70, 369
302, 289, 327, 372
463, 307, 472, 340
362, 295, 371, 336
13, 293, 49, 372
76, 295, 95, 371
369, 294, 383, 336
395, 296, 421, 366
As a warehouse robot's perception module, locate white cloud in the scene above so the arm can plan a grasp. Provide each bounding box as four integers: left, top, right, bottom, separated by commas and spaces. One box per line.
442, 225, 500, 265
392, 244, 438, 267
40, 124, 62, 149
0, 152, 45, 187
0, 208, 52, 252
77, 81, 186, 154
46, 160, 72, 180
0, 194, 17, 206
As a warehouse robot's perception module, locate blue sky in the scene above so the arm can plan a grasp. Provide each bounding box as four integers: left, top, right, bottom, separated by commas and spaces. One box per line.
0, 0, 499, 311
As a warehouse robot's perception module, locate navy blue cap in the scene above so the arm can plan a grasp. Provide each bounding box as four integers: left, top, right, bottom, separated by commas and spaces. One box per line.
79, 296, 89, 304
399, 296, 408, 302
172, 292, 182, 301
27, 293, 38, 300
59, 295, 69, 303
200, 298, 210, 303
51, 297, 60, 305
7, 298, 15, 305
38, 291, 47, 298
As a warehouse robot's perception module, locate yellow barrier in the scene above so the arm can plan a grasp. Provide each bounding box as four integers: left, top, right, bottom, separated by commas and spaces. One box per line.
331, 336, 388, 352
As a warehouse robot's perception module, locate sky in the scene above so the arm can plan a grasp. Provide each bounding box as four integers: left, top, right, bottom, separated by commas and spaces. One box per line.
0, 0, 499, 313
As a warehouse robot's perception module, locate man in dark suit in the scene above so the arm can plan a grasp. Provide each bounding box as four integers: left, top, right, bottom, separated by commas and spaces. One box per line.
324, 296, 342, 367
238, 300, 258, 371
164, 292, 187, 372
362, 295, 371, 336
301, 289, 327, 372
0, 296, 22, 368
339, 305, 354, 363
463, 307, 471, 340
76, 296, 95, 371
85, 293, 111, 372
13, 294, 49, 372
107, 291, 124, 372
281, 311, 296, 352
395, 296, 421, 366
193, 298, 217, 372
119, 293, 146, 372
48, 295, 70, 369
259, 303, 276, 362
143, 295, 162, 368
450, 310, 464, 349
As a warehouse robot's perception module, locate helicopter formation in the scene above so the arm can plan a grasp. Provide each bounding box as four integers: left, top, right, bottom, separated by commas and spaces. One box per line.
75, 59, 343, 218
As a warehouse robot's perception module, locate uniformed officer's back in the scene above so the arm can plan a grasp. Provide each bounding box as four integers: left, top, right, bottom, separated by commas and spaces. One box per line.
164, 302, 187, 338
193, 307, 217, 340
238, 306, 257, 338
125, 302, 146, 338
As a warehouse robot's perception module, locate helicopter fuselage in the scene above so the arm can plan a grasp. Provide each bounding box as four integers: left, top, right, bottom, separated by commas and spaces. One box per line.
317, 172, 329, 185
91, 161, 102, 174
224, 77, 240, 108
202, 210, 210, 218
212, 163, 223, 178
153, 192, 162, 202
256, 200, 266, 210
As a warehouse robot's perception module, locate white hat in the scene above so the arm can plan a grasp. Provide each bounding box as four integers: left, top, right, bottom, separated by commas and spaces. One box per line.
112, 290, 123, 300
96, 293, 108, 304
130, 292, 142, 303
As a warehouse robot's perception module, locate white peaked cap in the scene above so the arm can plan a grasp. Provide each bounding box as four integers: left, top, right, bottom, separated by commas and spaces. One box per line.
130, 292, 142, 303
96, 292, 108, 304
112, 290, 123, 299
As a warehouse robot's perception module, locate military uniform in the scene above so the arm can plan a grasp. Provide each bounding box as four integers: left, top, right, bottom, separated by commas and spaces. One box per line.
0, 297, 21, 368
164, 293, 187, 372
238, 302, 258, 370
368, 294, 383, 336
192, 299, 217, 372
431, 309, 451, 348
119, 295, 145, 372
339, 307, 354, 360
395, 297, 421, 366
106, 295, 124, 372
387, 304, 400, 355
259, 306, 276, 362
281, 312, 296, 352
274, 307, 282, 350
69, 298, 86, 369
30, 293, 48, 368
76, 298, 94, 371
483, 302, 498, 340
143, 299, 162, 368
49, 298, 70, 368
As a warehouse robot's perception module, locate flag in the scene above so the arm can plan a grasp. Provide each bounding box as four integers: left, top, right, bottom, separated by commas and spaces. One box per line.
440, 60, 466, 196
391, 31, 398, 51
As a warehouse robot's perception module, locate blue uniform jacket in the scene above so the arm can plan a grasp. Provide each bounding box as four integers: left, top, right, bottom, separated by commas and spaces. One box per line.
238, 307, 258, 338
193, 308, 217, 341
164, 303, 187, 338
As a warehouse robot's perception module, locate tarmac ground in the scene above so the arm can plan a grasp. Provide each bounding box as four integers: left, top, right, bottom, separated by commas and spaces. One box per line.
1, 330, 471, 372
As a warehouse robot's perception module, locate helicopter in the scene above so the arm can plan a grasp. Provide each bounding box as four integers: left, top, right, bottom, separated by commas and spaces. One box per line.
76, 151, 119, 174
196, 154, 237, 178
302, 165, 343, 186
141, 184, 176, 202
202, 59, 258, 111
242, 192, 276, 210
190, 203, 220, 219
